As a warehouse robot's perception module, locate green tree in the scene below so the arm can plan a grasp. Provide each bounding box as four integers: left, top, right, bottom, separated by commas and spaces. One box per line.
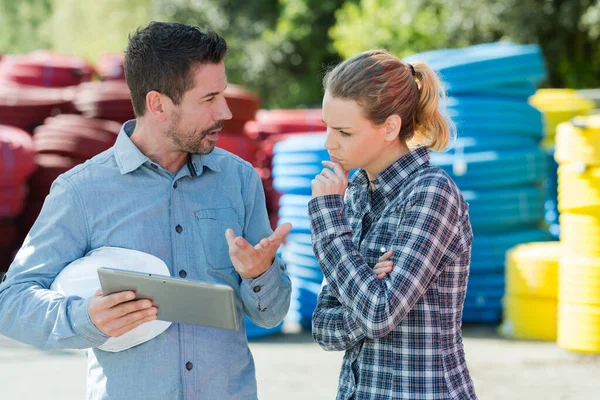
330, 0, 600, 89
330, 0, 508, 59
263, 0, 347, 107
2, 0, 347, 107
155, 0, 345, 108
494, 0, 600, 88
47, 0, 152, 61
0, 0, 53, 54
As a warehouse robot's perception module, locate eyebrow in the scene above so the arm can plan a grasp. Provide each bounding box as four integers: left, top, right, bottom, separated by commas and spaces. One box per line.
321, 119, 352, 130
200, 84, 228, 99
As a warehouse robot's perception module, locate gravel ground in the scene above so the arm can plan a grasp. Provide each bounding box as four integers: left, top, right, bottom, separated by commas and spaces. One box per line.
1, 325, 599, 399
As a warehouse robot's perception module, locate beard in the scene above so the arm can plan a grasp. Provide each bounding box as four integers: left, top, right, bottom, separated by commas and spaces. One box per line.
166, 111, 224, 155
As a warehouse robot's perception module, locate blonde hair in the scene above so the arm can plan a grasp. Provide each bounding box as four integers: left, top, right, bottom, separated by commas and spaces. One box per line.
323, 50, 455, 151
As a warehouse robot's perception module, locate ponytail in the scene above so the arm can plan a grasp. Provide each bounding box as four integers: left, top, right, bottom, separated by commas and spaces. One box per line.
411, 62, 455, 151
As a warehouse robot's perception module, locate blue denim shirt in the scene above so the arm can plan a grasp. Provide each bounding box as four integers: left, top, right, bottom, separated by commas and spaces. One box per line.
0, 120, 292, 399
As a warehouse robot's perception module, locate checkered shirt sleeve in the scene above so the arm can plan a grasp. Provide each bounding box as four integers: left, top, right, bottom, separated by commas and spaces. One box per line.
310, 177, 461, 339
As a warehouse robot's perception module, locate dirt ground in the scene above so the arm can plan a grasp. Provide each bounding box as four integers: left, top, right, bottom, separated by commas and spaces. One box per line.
1, 324, 599, 399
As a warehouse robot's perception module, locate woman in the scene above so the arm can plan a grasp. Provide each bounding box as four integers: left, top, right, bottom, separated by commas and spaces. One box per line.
309, 49, 478, 399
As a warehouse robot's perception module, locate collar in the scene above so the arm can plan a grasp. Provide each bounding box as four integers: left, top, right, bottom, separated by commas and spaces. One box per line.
114, 119, 221, 175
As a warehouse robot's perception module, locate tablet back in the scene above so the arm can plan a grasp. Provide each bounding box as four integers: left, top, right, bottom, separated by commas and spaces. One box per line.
98, 267, 238, 331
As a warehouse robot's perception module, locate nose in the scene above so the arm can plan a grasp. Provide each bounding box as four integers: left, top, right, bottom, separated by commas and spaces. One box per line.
324, 129, 337, 150
217, 96, 233, 121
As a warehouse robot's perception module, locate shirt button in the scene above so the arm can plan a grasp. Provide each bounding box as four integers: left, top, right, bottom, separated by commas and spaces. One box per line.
173, 181, 178, 189
185, 362, 193, 371
151, 163, 158, 169
176, 225, 183, 234
253, 286, 261, 293
179, 270, 187, 278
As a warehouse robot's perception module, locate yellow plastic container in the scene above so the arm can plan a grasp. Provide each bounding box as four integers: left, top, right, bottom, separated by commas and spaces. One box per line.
555, 116, 600, 165
558, 303, 600, 353
505, 242, 561, 298
529, 89, 595, 146
557, 164, 600, 214
501, 295, 557, 341
560, 213, 600, 257
559, 256, 600, 305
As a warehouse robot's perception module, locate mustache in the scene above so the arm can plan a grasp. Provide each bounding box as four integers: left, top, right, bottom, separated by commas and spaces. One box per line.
202, 121, 225, 135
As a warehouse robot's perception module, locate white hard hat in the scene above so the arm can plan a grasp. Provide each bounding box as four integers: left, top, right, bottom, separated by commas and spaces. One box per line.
50, 246, 172, 352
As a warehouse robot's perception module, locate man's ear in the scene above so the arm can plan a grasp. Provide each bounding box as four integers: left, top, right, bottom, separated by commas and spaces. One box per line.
384, 114, 402, 142
146, 91, 168, 122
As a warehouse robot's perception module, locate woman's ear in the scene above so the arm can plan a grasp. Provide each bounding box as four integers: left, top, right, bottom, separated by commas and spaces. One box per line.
384, 115, 402, 142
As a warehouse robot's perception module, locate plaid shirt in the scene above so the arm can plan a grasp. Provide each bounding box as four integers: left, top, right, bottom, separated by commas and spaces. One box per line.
309, 147, 477, 400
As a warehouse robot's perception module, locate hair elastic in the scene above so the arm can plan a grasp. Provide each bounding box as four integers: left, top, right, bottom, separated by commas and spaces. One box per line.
408, 63, 416, 77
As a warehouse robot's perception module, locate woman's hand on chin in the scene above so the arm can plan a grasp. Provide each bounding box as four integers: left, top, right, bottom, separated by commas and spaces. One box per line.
311, 161, 349, 198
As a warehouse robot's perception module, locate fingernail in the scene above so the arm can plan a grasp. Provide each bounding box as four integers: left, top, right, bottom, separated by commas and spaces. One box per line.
126, 293, 135, 300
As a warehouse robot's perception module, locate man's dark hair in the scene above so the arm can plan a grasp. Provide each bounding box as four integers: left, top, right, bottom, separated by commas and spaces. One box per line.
124, 21, 228, 117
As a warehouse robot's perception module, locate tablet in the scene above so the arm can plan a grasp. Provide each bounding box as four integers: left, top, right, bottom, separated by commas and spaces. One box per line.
97, 267, 239, 331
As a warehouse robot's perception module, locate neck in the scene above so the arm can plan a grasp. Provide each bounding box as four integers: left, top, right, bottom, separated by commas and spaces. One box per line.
366, 140, 411, 182
129, 117, 189, 174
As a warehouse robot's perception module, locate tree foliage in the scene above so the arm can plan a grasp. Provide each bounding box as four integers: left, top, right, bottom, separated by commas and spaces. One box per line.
0, 0, 53, 53
154, 0, 344, 108
494, 0, 600, 88
1, 0, 599, 105
47, 0, 151, 61
330, 0, 600, 89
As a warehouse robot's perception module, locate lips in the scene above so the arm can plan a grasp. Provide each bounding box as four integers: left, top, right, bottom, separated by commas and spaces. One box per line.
329, 155, 342, 163
206, 129, 221, 141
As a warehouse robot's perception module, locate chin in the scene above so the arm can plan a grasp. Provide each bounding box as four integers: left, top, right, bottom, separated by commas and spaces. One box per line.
199, 143, 216, 155
341, 161, 355, 171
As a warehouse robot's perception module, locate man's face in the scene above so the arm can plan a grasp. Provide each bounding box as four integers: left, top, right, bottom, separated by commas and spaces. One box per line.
165, 62, 232, 155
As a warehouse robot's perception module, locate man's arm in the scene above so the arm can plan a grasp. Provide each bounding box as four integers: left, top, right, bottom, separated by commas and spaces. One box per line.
0, 177, 110, 350
236, 169, 292, 328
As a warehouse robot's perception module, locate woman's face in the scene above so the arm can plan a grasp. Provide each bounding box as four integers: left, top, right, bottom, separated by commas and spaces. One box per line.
321, 90, 388, 173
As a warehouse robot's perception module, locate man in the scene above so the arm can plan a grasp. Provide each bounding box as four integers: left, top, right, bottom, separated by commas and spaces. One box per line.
0, 22, 292, 399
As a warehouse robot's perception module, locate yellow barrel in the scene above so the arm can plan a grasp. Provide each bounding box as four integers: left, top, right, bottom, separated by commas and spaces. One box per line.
501, 296, 557, 341
557, 164, 600, 214
560, 213, 600, 257
558, 303, 600, 353
555, 116, 600, 165
505, 242, 561, 298
559, 256, 600, 305
529, 89, 595, 146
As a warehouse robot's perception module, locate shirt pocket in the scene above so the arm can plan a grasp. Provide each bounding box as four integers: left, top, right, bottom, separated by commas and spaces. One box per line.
361, 206, 405, 268
194, 207, 243, 269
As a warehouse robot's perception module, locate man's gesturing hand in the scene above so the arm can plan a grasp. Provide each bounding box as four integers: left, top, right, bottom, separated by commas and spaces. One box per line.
88, 289, 158, 337
225, 222, 293, 279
